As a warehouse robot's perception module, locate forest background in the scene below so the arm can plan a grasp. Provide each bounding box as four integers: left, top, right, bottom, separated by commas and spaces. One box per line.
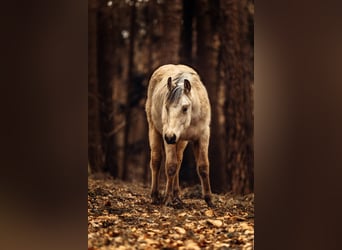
88, 0, 254, 194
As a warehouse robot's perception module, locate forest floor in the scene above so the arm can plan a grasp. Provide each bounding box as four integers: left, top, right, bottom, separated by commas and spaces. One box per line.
88, 174, 254, 250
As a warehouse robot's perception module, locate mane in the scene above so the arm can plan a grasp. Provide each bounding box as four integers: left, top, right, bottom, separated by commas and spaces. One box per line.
166, 72, 192, 105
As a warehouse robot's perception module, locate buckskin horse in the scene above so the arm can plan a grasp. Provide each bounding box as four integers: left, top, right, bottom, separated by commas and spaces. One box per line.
145, 64, 213, 207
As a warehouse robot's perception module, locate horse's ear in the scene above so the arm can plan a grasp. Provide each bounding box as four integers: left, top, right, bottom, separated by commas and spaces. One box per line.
184, 79, 191, 94
167, 77, 172, 91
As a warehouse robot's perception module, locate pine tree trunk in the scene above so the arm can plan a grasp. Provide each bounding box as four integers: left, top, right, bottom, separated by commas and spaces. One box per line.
180, 0, 194, 65
122, 2, 137, 181
160, 0, 182, 64
97, 2, 117, 176
220, 0, 254, 194
88, 0, 104, 173
111, 1, 131, 179
196, 0, 227, 193
238, 0, 254, 193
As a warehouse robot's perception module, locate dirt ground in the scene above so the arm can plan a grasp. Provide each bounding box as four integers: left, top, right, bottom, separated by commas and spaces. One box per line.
88, 174, 254, 250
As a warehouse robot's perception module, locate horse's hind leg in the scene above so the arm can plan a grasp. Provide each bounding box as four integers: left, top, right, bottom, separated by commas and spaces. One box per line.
149, 127, 163, 204
193, 133, 214, 207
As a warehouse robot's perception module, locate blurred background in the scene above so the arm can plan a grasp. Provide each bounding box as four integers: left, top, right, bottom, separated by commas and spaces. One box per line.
88, 0, 254, 194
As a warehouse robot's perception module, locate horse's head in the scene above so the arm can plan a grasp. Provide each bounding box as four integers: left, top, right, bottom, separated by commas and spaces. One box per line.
162, 77, 192, 144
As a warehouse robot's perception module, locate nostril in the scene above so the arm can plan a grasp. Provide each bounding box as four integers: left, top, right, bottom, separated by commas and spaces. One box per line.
164, 134, 177, 144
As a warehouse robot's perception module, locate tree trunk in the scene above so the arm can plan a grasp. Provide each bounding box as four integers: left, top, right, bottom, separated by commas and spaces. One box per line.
122, 1, 137, 181
97, 1, 117, 177
111, 1, 130, 179
180, 0, 194, 65
196, 0, 227, 193
88, 0, 104, 173
220, 0, 254, 194
238, 0, 254, 193
160, 0, 182, 64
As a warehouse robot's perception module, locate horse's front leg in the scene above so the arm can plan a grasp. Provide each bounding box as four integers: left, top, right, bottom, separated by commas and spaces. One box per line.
193, 131, 214, 207
172, 141, 188, 206
163, 143, 178, 207
149, 127, 163, 204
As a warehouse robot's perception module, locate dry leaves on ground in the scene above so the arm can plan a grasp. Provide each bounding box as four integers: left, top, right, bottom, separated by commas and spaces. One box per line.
88, 175, 254, 250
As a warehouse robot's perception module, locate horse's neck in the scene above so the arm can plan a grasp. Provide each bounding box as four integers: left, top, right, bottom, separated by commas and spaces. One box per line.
190, 86, 210, 125
190, 92, 202, 122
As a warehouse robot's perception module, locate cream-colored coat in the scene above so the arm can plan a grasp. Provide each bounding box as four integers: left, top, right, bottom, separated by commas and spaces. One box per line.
145, 64, 213, 207
146, 64, 211, 140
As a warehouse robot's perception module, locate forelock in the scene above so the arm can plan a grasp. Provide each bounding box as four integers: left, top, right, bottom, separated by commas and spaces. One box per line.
166, 85, 183, 105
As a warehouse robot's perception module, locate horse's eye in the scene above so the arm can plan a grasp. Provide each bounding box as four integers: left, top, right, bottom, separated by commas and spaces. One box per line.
182, 107, 188, 113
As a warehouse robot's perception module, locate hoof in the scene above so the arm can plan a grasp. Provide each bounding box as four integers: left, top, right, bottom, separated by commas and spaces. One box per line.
152, 198, 162, 205
151, 192, 162, 205
164, 195, 184, 209
172, 197, 184, 209
164, 194, 173, 207
205, 195, 215, 208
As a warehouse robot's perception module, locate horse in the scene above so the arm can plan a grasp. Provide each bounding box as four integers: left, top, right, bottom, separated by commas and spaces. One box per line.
145, 64, 213, 207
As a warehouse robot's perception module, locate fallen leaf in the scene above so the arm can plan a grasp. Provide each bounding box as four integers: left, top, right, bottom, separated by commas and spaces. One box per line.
207, 219, 223, 227
204, 209, 214, 217
174, 226, 186, 234
179, 239, 200, 250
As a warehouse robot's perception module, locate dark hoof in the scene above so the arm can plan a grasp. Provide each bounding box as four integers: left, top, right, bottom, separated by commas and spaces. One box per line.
164, 196, 184, 209
164, 195, 173, 207
205, 195, 215, 208
165, 201, 174, 207
172, 197, 184, 209
152, 199, 162, 205
151, 192, 162, 205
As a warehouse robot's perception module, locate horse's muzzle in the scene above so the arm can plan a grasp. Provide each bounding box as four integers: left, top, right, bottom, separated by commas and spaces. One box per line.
164, 134, 176, 144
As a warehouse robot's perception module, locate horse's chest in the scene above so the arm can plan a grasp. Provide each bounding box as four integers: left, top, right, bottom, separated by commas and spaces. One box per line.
180, 122, 205, 141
